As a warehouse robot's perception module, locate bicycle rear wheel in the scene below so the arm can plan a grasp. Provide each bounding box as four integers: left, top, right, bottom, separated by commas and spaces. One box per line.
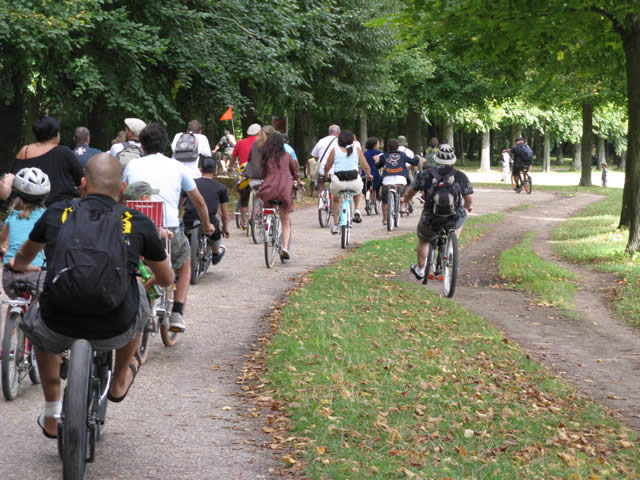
188, 225, 202, 285
138, 310, 152, 365
443, 231, 459, 298
61, 339, 92, 480
251, 197, 264, 244
2, 312, 23, 400
160, 287, 178, 347
387, 192, 395, 232
318, 190, 330, 228
234, 201, 241, 229
524, 173, 532, 194
264, 217, 277, 268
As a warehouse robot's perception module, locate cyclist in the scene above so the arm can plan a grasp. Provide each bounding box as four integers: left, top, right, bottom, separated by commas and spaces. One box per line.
312, 124, 340, 193
123, 123, 214, 333
375, 138, 419, 226
403, 143, 473, 280
257, 133, 300, 259
423, 137, 439, 169
232, 124, 266, 229
510, 137, 533, 190
0, 168, 49, 299
211, 129, 236, 173
182, 156, 230, 264
362, 137, 382, 204
10, 153, 174, 438
322, 130, 372, 234
170, 119, 213, 179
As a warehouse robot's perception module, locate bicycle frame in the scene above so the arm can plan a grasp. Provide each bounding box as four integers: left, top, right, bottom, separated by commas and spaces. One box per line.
339, 191, 353, 226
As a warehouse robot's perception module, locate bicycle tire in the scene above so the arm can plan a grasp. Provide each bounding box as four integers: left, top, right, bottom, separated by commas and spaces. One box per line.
61, 339, 92, 480
94, 351, 112, 441
188, 225, 202, 285
251, 197, 264, 244
138, 313, 152, 365
365, 195, 371, 215
234, 201, 241, 229
1, 312, 22, 400
443, 230, 459, 298
340, 225, 348, 248
387, 191, 395, 232
394, 192, 400, 227
318, 190, 330, 228
264, 216, 277, 268
28, 343, 41, 384
525, 173, 533, 194
160, 287, 178, 347
374, 193, 380, 215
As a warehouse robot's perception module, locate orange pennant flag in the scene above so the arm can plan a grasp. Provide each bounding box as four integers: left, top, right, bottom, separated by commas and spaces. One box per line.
220, 106, 233, 121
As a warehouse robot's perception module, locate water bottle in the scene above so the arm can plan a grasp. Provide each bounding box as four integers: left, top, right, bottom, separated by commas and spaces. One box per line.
138, 259, 160, 301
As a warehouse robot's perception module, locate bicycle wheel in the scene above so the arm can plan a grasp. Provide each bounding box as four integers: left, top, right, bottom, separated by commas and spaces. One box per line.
374, 191, 380, 215
443, 231, 459, 298
94, 351, 112, 441
524, 173, 532, 194
394, 197, 400, 228
234, 201, 241, 229
2, 312, 23, 400
138, 310, 152, 365
251, 197, 264, 244
264, 217, 277, 268
28, 343, 40, 384
188, 225, 202, 285
160, 287, 178, 347
61, 339, 92, 480
387, 191, 395, 232
365, 195, 371, 215
318, 190, 330, 228
423, 243, 435, 286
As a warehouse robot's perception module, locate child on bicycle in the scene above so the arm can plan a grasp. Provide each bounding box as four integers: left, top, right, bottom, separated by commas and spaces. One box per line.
0, 168, 50, 298
403, 144, 473, 280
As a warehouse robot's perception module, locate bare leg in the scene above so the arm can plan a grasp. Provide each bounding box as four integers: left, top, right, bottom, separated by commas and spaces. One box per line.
332, 193, 342, 226
353, 193, 363, 210
35, 351, 62, 435
381, 202, 388, 224
240, 206, 248, 227
109, 334, 141, 398
280, 212, 291, 250
417, 239, 429, 270
174, 258, 190, 304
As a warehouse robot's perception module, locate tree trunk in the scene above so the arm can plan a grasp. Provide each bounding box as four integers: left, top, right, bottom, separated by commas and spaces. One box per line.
293, 108, 314, 167
557, 142, 564, 166
579, 103, 593, 186
407, 104, 421, 154
620, 22, 640, 251
543, 130, 551, 172
621, 150, 627, 169
480, 130, 491, 172
88, 96, 112, 151
573, 142, 582, 170
511, 125, 521, 144
598, 136, 606, 167
456, 131, 465, 165
533, 131, 543, 166
359, 110, 368, 148
443, 120, 454, 145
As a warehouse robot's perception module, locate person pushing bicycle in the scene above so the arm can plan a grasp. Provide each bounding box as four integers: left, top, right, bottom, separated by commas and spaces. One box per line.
10, 153, 174, 439
403, 144, 473, 280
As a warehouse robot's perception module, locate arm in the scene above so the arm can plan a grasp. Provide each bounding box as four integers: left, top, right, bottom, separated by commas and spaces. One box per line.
0, 173, 14, 200
358, 149, 372, 178
185, 188, 214, 235
147, 257, 174, 287
0, 224, 9, 256
9, 239, 45, 273
403, 186, 417, 203
289, 155, 300, 182
463, 194, 473, 212
323, 150, 335, 175
219, 203, 230, 238
374, 154, 385, 170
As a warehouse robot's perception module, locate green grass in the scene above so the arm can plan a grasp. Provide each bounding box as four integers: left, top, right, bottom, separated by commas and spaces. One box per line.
553, 189, 640, 327
265, 219, 640, 479
509, 203, 532, 211
497, 231, 577, 313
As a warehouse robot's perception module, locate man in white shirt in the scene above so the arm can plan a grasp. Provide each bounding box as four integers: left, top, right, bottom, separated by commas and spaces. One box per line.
124, 123, 214, 333
311, 124, 340, 192
397, 135, 419, 181
170, 120, 213, 179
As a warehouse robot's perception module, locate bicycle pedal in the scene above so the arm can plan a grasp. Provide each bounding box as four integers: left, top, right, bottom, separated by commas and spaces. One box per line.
437, 275, 444, 281
169, 326, 184, 333
428, 273, 435, 280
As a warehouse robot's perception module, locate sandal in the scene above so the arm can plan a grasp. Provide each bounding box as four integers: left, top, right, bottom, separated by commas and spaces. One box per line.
37, 413, 59, 439
107, 352, 141, 403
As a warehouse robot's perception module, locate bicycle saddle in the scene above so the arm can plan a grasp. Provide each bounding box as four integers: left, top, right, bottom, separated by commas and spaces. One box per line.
270, 199, 282, 206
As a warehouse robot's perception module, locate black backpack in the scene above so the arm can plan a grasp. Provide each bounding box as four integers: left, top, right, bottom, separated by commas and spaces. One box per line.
425, 167, 462, 217
174, 132, 199, 162
46, 198, 130, 315
515, 143, 533, 164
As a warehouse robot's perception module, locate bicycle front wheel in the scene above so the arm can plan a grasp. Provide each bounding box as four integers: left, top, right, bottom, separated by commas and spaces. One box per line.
61, 339, 92, 480
251, 197, 264, 244
318, 191, 330, 228
2, 312, 23, 400
524, 173, 532, 194
387, 192, 395, 232
443, 231, 459, 298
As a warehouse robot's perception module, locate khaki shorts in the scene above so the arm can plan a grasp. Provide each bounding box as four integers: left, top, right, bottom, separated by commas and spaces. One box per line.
417, 210, 467, 243
22, 282, 149, 354
329, 175, 363, 196
170, 226, 190, 270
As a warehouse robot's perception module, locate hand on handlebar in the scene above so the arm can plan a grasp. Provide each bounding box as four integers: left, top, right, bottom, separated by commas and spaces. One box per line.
203, 223, 215, 235
222, 226, 230, 238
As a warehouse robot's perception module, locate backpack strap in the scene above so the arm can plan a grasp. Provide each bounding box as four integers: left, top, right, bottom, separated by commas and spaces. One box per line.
318, 137, 338, 165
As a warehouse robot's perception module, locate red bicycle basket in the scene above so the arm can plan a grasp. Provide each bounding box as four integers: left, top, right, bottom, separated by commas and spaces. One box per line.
126, 201, 166, 228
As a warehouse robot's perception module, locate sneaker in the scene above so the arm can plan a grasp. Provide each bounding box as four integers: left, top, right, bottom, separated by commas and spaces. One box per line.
211, 245, 226, 265
410, 264, 425, 280
169, 312, 186, 332
353, 210, 362, 223
280, 248, 290, 260
331, 224, 340, 235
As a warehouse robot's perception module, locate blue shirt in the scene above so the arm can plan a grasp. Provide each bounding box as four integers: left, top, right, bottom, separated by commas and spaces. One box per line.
73, 143, 102, 168
4, 209, 46, 267
284, 143, 297, 162
363, 149, 382, 182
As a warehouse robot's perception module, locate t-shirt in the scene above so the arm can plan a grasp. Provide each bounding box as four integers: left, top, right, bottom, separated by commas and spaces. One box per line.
311, 135, 339, 174
12, 145, 83, 206
412, 166, 473, 219
183, 177, 229, 228
123, 153, 197, 228
4, 209, 46, 267
73, 143, 102, 168
170, 132, 212, 179
29, 195, 167, 339
217, 134, 236, 155
284, 143, 297, 162
398, 145, 415, 159
232, 136, 257, 166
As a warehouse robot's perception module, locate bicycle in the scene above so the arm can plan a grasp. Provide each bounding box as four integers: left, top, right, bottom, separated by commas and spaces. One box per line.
125, 201, 179, 364
317, 178, 332, 228
512, 166, 532, 194
337, 190, 354, 249
263, 200, 290, 268
422, 224, 459, 298
248, 184, 264, 244
386, 185, 402, 232
185, 221, 212, 285
233, 167, 251, 236
364, 180, 380, 216
57, 339, 112, 479
1, 279, 41, 401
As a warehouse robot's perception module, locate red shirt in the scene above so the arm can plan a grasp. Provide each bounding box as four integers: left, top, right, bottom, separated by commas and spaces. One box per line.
232, 136, 257, 165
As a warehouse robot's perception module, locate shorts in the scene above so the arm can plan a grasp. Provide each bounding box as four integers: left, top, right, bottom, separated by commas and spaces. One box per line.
238, 185, 251, 207
416, 210, 468, 243
22, 282, 149, 354
329, 174, 363, 196
2, 264, 45, 299
380, 184, 406, 203
170, 226, 190, 270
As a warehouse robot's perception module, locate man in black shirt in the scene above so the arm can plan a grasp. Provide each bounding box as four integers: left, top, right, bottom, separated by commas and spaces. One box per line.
183, 156, 230, 263
10, 153, 174, 438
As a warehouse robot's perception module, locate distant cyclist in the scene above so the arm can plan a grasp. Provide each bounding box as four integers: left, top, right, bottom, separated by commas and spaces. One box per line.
312, 124, 340, 193
362, 137, 382, 202
212, 129, 236, 173
403, 144, 473, 280
171, 119, 213, 179
510, 137, 533, 190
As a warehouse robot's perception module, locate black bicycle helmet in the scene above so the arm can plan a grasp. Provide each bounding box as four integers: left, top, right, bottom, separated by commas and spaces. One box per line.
13, 167, 51, 203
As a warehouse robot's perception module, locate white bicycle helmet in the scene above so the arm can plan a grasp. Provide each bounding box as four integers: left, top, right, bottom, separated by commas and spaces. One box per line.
13, 167, 51, 203
435, 143, 456, 165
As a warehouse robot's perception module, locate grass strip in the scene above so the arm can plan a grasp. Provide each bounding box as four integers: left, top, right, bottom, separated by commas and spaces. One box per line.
497, 231, 577, 313
552, 189, 640, 327
266, 222, 639, 479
